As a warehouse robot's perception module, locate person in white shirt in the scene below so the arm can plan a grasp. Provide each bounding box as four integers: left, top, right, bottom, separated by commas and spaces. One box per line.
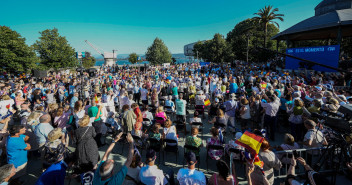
106, 90, 116, 113
177, 152, 206, 185
261, 93, 280, 141
140, 85, 149, 105
303, 120, 328, 165
139, 149, 169, 185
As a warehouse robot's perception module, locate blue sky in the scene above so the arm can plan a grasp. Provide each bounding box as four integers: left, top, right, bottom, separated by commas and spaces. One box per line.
1, 0, 322, 54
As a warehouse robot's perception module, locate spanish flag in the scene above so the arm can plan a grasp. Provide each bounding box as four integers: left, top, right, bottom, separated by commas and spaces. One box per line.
260, 82, 267, 89
95, 95, 99, 104
253, 155, 264, 168
204, 99, 211, 106
235, 131, 264, 156
165, 79, 170, 84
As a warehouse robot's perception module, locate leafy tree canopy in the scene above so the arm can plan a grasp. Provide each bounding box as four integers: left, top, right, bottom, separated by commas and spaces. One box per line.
226, 18, 286, 62
193, 33, 234, 63
82, 56, 96, 69
128, 53, 139, 64
0, 26, 37, 73
146, 38, 172, 65
33, 28, 77, 69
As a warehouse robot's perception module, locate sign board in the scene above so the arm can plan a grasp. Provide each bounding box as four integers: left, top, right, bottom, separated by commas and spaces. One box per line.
285, 45, 340, 72
199, 62, 210, 66
163, 63, 170, 68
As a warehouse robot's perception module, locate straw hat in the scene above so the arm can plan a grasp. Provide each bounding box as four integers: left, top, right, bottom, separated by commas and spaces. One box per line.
48, 128, 63, 142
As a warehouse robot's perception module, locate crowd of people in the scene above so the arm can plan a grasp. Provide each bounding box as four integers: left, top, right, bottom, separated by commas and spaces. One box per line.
0, 60, 351, 185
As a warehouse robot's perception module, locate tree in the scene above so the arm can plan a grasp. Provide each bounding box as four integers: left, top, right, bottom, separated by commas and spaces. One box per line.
82, 56, 96, 69
253, 5, 284, 48
33, 28, 77, 69
0, 26, 37, 72
194, 34, 234, 63
226, 18, 286, 62
146, 38, 172, 65
128, 53, 139, 64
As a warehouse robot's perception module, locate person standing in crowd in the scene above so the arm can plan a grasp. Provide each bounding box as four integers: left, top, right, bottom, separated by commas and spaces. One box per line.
177, 152, 206, 185
249, 139, 282, 185
140, 85, 149, 105
132, 103, 143, 136
122, 105, 136, 133
34, 114, 54, 148
303, 120, 328, 165
88, 100, 103, 147
7, 125, 31, 179
239, 98, 251, 131
261, 93, 280, 141
175, 93, 187, 133
74, 115, 99, 172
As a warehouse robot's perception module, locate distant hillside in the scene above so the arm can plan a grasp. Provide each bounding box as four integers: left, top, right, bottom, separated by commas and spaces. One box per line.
93, 53, 186, 61
172, 53, 186, 58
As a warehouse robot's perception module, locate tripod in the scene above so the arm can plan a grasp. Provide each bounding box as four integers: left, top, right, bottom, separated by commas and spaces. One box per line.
313, 132, 351, 185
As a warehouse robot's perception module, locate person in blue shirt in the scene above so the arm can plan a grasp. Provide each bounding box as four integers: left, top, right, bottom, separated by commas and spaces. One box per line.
93, 132, 135, 185
7, 125, 31, 179
35, 154, 76, 185
70, 93, 79, 111
229, 79, 238, 94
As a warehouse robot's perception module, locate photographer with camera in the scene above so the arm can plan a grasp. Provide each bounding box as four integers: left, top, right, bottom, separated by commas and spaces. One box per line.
303, 120, 328, 165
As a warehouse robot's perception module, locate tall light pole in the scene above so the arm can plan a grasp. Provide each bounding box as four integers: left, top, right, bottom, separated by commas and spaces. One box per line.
197, 50, 199, 62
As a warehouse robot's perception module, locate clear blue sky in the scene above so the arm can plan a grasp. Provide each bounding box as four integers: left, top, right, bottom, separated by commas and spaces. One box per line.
1, 0, 322, 55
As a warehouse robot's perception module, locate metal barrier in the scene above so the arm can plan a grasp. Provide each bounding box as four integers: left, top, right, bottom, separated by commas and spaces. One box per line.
235, 146, 332, 184
273, 147, 331, 180
333, 86, 350, 91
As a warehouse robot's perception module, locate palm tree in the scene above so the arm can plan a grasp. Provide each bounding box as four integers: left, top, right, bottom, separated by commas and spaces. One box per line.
253, 5, 284, 48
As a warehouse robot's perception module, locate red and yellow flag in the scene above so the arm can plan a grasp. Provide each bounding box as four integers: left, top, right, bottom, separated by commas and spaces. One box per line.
204, 99, 211, 106
235, 131, 264, 156
260, 82, 267, 89
95, 95, 99, 104
253, 155, 264, 168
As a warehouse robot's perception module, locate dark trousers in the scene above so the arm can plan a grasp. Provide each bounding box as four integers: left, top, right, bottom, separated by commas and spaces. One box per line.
264, 114, 277, 141
290, 122, 303, 141
94, 133, 103, 147
164, 169, 175, 185
133, 93, 140, 104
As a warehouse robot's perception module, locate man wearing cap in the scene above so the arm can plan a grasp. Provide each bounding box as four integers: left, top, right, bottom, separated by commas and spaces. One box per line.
93, 133, 134, 185
139, 149, 169, 185
303, 120, 327, 165
177, 152, 206, 185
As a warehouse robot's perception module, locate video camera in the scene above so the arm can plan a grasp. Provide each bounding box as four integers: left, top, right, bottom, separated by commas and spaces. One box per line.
311, 104, 352, 134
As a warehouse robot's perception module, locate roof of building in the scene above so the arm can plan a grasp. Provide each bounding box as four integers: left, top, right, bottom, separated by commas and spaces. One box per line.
273, 0, 352, 41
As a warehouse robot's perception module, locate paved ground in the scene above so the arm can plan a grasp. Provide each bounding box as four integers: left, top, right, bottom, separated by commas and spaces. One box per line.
17, 107, 351, 185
